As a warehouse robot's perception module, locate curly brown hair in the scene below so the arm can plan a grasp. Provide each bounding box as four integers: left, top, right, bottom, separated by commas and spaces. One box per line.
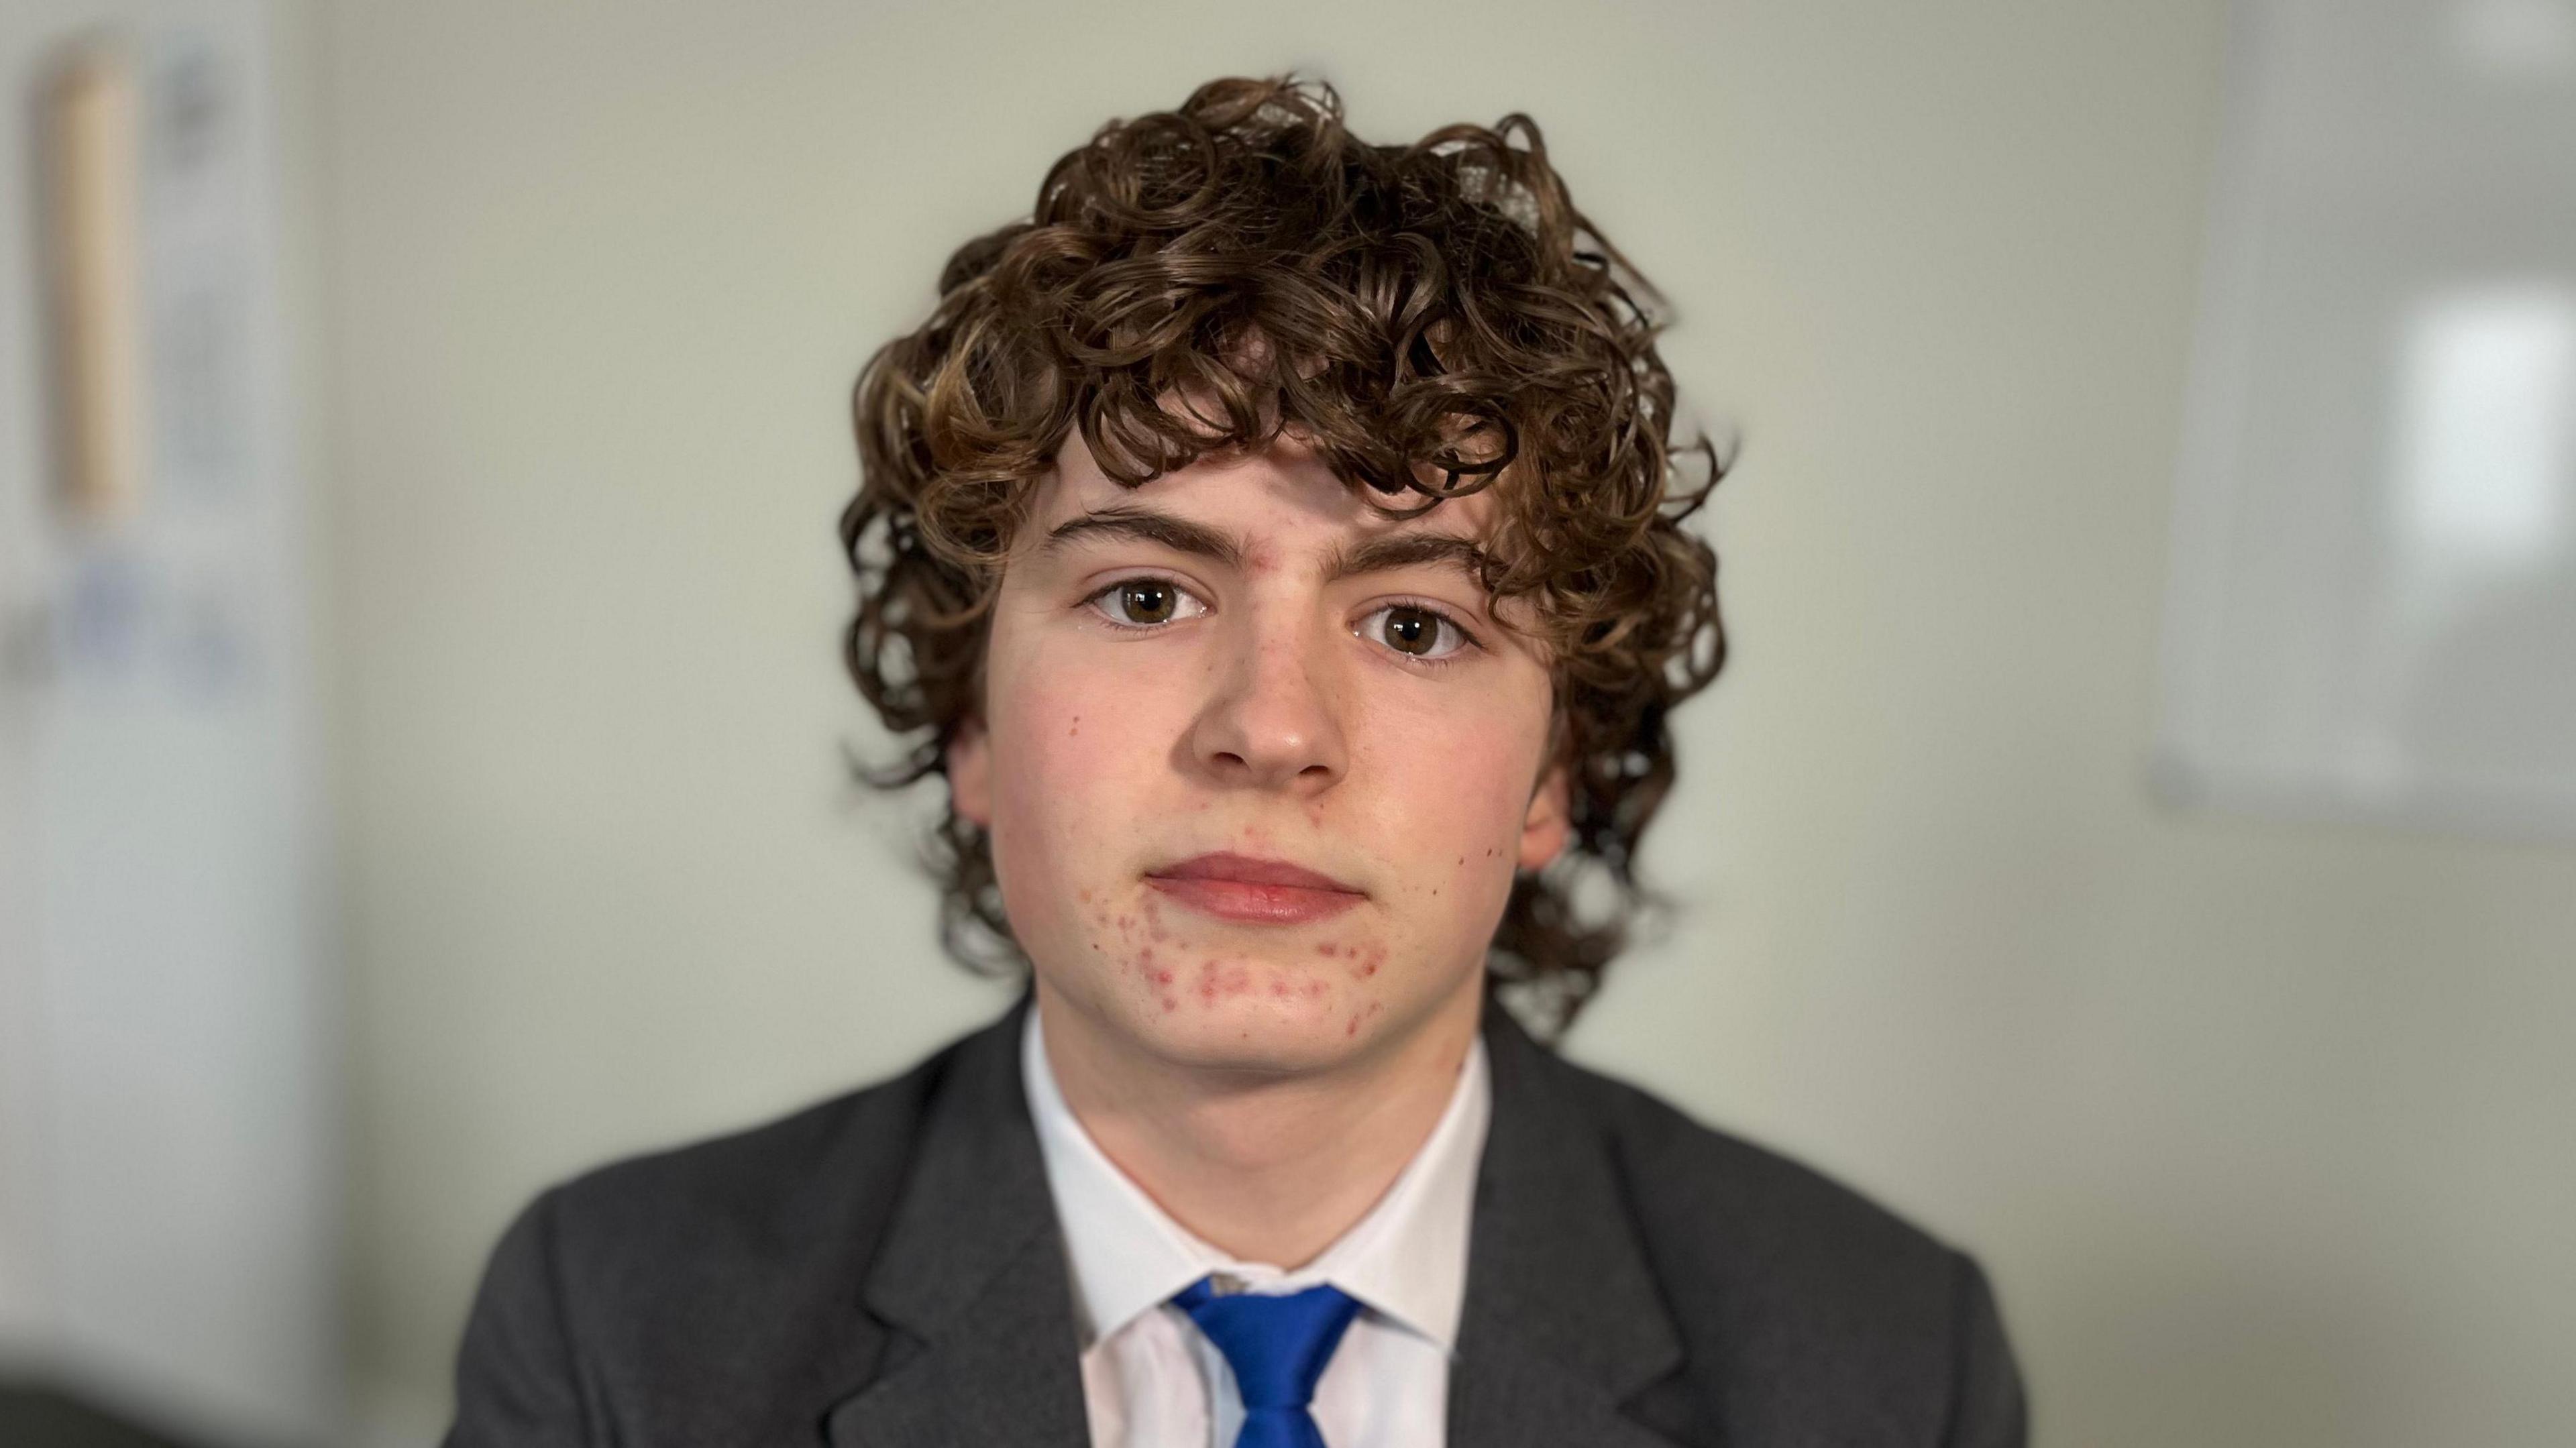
840, 76, 1726, 1038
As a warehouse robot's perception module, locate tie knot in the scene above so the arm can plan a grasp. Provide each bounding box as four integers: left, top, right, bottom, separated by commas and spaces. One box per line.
1171, 1276, 1364, 1414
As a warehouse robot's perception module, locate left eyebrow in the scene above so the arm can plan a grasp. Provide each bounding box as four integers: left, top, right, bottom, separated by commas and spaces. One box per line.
1321, 531, 1499, 589
1036, 502, 1498, 591
1038, 504, 1246, 570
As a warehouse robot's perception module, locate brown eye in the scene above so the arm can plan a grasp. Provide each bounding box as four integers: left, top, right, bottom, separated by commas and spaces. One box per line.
1118, 581, 1177, 624
1381, 606, 1438, 654
1359, 603, 1469, 662
1088, 577, 1206, 629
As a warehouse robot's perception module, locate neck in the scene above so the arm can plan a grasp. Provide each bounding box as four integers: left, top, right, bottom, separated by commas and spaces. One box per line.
1034, 973, 1483, 1270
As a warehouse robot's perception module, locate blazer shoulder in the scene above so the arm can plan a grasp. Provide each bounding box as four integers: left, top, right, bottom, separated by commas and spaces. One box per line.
1534, 1050, 2025, 1442
1544, 1047, 1980, 1337
504, 1019, 999, 1342
449, 1014, 1020, 1446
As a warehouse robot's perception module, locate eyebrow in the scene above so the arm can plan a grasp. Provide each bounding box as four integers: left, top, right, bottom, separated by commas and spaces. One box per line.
1038, 503, 1497, 588
1041, 504, 1244, 571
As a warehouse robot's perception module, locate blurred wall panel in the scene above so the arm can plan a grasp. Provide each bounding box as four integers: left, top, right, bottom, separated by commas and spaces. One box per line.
2161, 0, 2576, 834
0, 1, 339, 1443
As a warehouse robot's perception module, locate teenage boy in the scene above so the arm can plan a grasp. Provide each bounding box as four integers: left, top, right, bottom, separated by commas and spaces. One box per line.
446, 77, 2027, 1448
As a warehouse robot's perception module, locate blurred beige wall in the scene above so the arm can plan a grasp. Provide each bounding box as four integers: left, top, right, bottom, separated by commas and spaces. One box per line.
303, 1, 2576, 1443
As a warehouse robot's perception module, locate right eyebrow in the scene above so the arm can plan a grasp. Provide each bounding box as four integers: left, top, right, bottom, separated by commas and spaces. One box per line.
1037, 505, 1248, 570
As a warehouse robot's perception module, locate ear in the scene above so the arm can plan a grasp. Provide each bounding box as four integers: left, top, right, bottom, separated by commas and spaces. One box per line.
947, 716, 993, 828
1517, 761, 1571, 873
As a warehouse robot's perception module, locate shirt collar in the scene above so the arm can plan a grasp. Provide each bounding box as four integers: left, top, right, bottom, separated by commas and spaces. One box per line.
1022, 1003, 1491, 1355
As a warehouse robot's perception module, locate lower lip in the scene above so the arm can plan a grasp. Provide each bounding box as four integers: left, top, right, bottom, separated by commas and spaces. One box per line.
1144, 875, 1366, 925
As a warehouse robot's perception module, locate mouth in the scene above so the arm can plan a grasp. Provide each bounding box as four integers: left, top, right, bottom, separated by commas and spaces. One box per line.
1144, 851, 1366, 926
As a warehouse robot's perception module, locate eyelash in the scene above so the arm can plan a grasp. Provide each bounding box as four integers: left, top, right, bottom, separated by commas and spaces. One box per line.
1079, 574, 1482, 670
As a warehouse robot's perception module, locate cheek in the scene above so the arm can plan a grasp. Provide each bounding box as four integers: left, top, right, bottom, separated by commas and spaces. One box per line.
1356, 703, 1548, 932
982, 648, 1184, 899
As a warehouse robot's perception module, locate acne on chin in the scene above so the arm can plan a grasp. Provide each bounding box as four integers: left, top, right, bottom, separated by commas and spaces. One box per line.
1088, 922, 1387, 1026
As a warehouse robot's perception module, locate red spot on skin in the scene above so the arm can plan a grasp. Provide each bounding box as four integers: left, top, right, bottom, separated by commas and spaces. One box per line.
1191, 958, 1258, 1003
1318, 943, 1338, 958
1305, 980, 1328, 999
1269, 979, 1292, 999
1161, 997, 1178, 1012
1214, 962, 1252, 997
1117, 915, 1132, 930
1346, 1015, 1360, 1036
1154, 968, 1175, 985
1079, 889, 1093, 903
1362, 962, 1379, 978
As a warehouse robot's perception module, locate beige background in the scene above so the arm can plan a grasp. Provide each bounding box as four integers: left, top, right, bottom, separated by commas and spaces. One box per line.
289, 1, 2576, 1443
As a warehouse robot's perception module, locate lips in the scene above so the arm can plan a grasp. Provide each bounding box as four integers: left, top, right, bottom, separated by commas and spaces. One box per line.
1151, 852, 1360, 892
1144, 851, 1365, 925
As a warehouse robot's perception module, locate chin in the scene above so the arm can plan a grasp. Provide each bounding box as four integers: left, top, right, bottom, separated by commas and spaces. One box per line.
1122, 990, 1383, 1072
1037, 907, 1447, 1072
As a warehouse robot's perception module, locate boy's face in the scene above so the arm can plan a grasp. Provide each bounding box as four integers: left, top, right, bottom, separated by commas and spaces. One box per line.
947, 432, 1570, 1073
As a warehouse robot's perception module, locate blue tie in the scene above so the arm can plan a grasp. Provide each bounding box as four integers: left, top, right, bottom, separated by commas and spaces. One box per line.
1171, 1275, 1363, 1448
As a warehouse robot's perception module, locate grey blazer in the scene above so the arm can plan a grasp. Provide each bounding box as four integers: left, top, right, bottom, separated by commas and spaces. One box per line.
445, 995, 2026, 1447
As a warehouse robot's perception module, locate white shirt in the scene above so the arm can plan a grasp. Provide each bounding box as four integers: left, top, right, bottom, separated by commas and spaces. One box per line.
1021, 1008, 1491, 1448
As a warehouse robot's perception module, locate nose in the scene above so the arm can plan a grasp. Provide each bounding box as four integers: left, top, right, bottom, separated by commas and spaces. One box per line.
1183, 606, 1348, 794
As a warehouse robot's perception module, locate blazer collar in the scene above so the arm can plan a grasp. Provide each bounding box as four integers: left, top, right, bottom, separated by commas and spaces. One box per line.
1450, 1005, 1688, 1447
823, 993, 1684, 1448
827, 991, 1091, 1448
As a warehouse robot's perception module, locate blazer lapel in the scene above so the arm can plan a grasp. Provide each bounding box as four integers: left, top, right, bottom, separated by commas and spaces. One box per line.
819, 994, 1688, 1447
1451, 1007, 1688, 1448
825, 994, 1091, 1448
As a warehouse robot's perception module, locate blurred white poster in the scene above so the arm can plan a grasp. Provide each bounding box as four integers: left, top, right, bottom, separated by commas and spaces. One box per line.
0, 1, 339, 1443
2159, 0, 2576, 837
